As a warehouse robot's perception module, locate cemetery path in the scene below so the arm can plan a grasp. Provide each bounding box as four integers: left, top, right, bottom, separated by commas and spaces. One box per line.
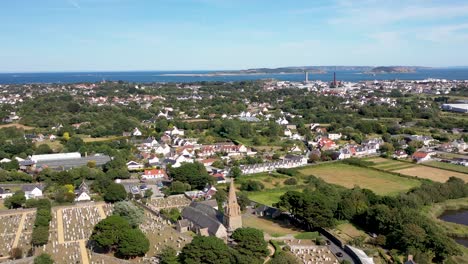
56, 209, 65, 244
12, 212, 26, 248
79, 240, 90, 264
97, 204, 106, 219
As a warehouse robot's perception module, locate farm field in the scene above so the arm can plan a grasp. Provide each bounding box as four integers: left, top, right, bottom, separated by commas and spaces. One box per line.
424, 161, 468, 174
298, 163, 421, 196
394, 166, 468, 182
366, 157, 468, 182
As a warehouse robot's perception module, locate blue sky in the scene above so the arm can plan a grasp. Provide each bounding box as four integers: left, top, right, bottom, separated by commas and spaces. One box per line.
1, 0, 468, 72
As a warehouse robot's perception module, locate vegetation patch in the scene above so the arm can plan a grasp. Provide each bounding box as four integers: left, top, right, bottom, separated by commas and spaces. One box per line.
424, 161, 468, 174
294, 232, 320, 240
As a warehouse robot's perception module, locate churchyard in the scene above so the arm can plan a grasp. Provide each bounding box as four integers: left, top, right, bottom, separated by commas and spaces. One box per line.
0, 209, 36, 260
139, 211, 192, 260
146, 195, 191, 210
286, 239, 339, 264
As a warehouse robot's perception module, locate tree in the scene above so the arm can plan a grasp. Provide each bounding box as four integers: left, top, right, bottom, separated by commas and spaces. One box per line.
87, 160, 96, 168
179, 236, 236, 264
169, 162, 213, 189
65, 136, 84, 152
240, 180, 264, 191
113, 201, 145, 228
91, 215, 131, 251
54, 186, 75, 203
103, 183, 127, 203
232, 228, 269, 261
268, 251, 300, 264
62, 132, 70, 141
159, 246, 180, 264
144, 188, 153, 198
10, 247, 23, 260
34, 253, 54, 264
284, 178, 297, 185
35, 144, 53, 154
31, 226, 50, 246
230, 166, 242, 178
116, 228, 150, 258
4, 190, 26, 209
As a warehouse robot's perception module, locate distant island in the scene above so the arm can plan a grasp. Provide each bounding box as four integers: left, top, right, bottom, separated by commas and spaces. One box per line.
160, 65, 431, 77
365, 66, 429, 74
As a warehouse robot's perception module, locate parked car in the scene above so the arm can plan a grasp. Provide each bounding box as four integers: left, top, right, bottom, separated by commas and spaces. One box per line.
336, 252, 343, 257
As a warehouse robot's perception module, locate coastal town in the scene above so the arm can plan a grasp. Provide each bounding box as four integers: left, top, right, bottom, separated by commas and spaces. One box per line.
0, 74, 466, 264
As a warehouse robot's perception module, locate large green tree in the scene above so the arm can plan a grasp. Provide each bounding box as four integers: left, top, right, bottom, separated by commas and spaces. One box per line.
103, 183, 127, 203
116, 228, 150, 258
34, 253, 54, 264
90, 215, 131, 251
4, 190, 26, 209
169, 162, 213, 189
179, 236, 236, 264
232, 228, 269, 262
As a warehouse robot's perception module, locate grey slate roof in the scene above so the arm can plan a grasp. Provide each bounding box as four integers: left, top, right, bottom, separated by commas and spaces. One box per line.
181, 202, 225, 236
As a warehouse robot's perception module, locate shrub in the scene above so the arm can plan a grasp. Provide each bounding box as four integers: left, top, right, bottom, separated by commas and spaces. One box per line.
284, 178, 298, 185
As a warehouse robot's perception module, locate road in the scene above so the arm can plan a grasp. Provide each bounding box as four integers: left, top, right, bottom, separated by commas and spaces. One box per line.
319, 234, 356, 264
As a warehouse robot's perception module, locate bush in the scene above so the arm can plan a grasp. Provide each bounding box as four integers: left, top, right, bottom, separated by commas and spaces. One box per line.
276, 168, 296, 176
10, 247, 23, 260
34, 253, 54, 264
284, 178, 298, 185
240, 180, 265, 192
342, 158, 374, 167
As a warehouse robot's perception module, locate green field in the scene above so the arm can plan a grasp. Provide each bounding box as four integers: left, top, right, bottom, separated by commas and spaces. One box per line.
247, 189, 292, 206
425, 161, 468, 174
298, 163, 421, 196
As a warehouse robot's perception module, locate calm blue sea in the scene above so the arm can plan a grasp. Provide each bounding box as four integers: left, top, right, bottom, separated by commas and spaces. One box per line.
0, 68, 468, 84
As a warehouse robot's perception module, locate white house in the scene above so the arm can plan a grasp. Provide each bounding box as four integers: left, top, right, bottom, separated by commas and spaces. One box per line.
0, 158, 12, 163
0, 187, 13, 199
166, 127, 185, 136
75, 181, 91, 202
22, 185, 43, 200
127, 161, 144, 171
154, 144, 171, 155
148, 156, 160, 166
328, 133, 342, 140
284, 129, 292, 137
133, 127, 142, 136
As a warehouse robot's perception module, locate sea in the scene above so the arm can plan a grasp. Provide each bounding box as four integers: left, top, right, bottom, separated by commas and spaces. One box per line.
1, 68, 468, 84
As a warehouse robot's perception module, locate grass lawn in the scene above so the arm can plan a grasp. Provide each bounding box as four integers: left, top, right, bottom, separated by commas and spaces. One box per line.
298, 163, 421, 196
294, 232, 320, 240
78, 135, 122, 143
247, 189, 291, 206
425, 161, 468, 174
35, 139, 63, 152
332, 222, 369, 243
242, 214, 301, 236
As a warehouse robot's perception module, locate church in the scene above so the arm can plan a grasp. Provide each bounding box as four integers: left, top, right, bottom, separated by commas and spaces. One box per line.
178, 179, 242, 241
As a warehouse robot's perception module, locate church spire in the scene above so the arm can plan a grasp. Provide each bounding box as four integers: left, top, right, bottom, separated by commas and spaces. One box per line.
224, 178, 242, 232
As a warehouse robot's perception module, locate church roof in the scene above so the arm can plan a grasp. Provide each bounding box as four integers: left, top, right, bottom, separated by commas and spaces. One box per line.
182, 203, 226, 236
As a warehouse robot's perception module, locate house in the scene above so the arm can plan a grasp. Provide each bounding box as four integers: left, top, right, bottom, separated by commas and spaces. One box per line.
22, 185, 43, 199
284, 129, 292, 137
126, 161, 144, 171
212, 173, 226, 184
133, 127, 142, 136
412, 151, 433, 163
255, 205, 281, 218
404, 255, 416, 264
451, 139, 468, 151
327, 133, 342, 140
142, 169, 166, 180
317, 138, 337, 150
75, 181, 91, 202
166, 127, 185, 136
148, 156, 160, 166
0, 187, 13, 199
393, 150, 408, 159
0, 158, 12, 163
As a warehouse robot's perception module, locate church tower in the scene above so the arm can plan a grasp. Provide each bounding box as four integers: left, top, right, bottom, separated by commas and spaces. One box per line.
224, 178, 242, 232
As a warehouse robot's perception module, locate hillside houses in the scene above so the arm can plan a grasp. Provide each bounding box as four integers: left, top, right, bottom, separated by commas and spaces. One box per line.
240, 155, 307, 174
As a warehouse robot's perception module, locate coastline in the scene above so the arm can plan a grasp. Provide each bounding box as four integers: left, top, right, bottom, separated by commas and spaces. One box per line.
159, 71, 327, 77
